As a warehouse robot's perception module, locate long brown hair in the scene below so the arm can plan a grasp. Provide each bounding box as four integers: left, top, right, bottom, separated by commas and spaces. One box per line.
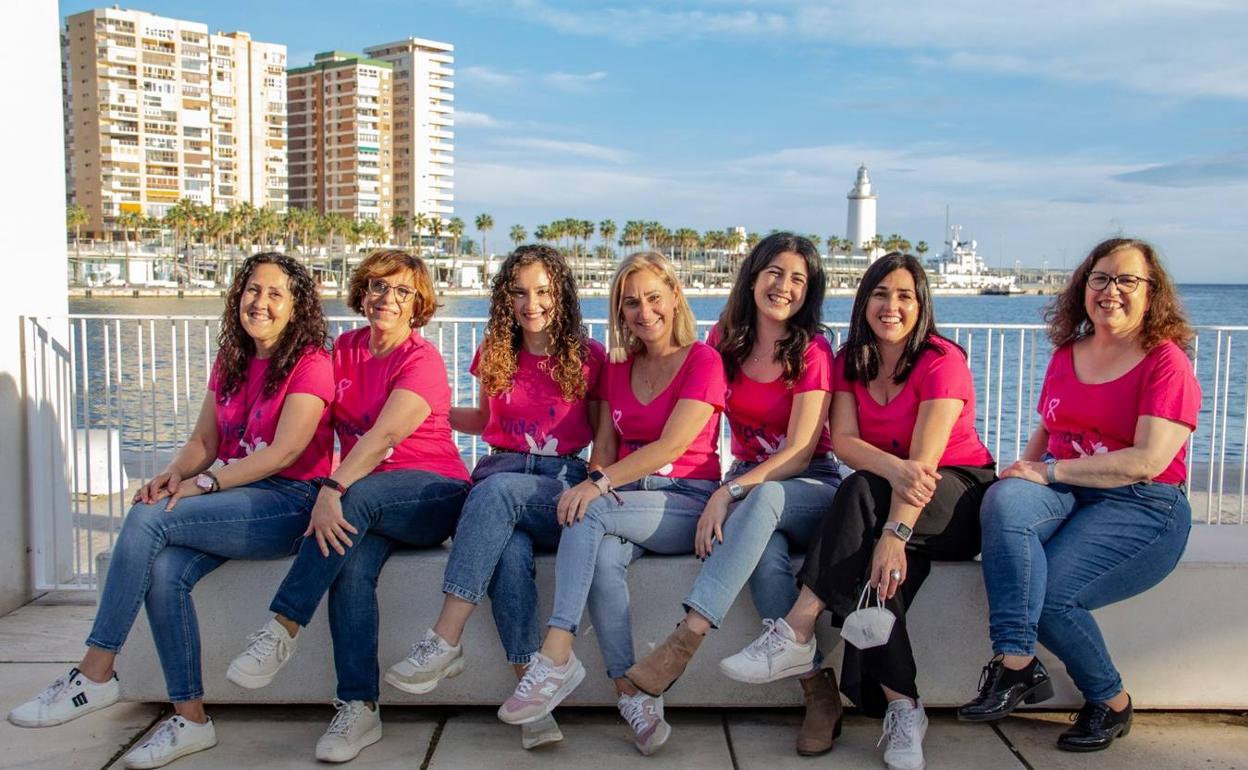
479, 245, 589, 401
1045, 237, 1193, 351
216, 252, 330, 401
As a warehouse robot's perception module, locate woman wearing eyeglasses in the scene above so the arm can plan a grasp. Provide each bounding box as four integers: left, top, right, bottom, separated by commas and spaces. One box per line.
958, 238, 1199, 753
226, 250, 470, 763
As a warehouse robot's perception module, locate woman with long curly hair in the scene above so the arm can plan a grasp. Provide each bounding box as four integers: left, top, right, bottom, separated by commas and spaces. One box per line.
225, 249, 470, 763
381, 244, 608, 750
623, 233, 844, 756
10, 253, 334, 769
959, 238, 1199, 753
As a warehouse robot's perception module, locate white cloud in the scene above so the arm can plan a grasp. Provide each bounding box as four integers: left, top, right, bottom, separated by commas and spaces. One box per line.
455, 110, 503, 128
543, 70, 608, 92
459, 65, 521, 88
494, 137, 632, 163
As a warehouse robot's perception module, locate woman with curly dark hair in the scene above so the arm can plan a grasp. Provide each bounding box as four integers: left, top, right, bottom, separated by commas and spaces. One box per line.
227, 249, 470, 764
380, 244, 607, 750
10, 253, 334, 768
623, 233, 843, 756
959, 238, 1199, 753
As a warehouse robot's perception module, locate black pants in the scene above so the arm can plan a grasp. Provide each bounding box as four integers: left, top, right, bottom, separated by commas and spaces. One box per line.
798, 465, 996, 717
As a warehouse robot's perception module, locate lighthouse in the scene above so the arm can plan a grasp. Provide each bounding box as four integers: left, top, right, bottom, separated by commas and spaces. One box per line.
846, 164, 878, 258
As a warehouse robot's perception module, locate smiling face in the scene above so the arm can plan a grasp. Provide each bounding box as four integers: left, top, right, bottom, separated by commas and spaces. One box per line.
753, 250, 809, 326
362, 269, 417, 334
1084, 246, 1151, 340
238, 262, 294, 354
866, 267, 920, 346
509, 262, 556, 337
621, 268, 678, 351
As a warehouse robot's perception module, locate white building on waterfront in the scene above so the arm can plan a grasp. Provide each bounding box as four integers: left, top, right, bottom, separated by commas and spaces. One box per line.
846, 164, 879, 260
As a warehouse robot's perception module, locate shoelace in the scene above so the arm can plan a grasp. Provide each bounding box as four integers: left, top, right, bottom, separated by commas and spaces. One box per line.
36, 674, 72, 705
745, 619, 786, 658
325, 699, 363, 737
877, 706, 916, 751
976, 659, 1002, 696
619, 695, 655, 735
514, 659, 552, 698
407, 636, 441, 666
243, 628, 280, 662
140, 718, 182, 751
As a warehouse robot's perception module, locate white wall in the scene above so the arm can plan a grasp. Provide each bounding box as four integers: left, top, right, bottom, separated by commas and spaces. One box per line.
0, 3, 71, 612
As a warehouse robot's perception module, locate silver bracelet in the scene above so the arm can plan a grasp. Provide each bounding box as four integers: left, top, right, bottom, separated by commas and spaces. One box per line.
1046, 460, 1059, 485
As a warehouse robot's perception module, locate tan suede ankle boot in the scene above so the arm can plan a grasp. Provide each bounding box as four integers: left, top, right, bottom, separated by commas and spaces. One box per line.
797, 668, 844, 756
624, 622, 704, 696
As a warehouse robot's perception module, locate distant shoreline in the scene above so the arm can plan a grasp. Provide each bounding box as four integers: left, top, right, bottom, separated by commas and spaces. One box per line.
69, 285, 1063, 299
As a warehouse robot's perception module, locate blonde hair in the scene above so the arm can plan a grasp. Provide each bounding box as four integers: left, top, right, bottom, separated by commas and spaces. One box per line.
607, 251, 696, 363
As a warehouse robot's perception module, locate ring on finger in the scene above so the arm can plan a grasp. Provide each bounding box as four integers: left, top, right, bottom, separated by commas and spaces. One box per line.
889, 568, 902, 581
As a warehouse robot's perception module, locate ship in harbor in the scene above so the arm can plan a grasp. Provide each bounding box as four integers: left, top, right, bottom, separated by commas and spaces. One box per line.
926, 225, 1022, 294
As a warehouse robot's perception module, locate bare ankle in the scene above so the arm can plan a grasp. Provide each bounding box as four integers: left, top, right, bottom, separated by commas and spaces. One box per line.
274, 615, 299, 638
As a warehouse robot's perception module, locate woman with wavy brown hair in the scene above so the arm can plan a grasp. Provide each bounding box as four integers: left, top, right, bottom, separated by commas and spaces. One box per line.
9, 253, 334, 769
381, 244, 608, 751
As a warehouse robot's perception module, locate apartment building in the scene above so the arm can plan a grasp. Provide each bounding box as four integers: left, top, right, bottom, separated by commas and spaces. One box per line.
62, 7, 286, 236
363, 38, 454, 224
287, 52, 393, 223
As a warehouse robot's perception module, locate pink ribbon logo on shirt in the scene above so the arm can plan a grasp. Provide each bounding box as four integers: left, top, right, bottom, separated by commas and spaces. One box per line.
612, 409, 623, 432
1044, 398, 1060, 421
336, 379, 353, 400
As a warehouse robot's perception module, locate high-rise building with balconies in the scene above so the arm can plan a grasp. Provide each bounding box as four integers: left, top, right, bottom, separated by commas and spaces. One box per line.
363, 38, 454, 224
62, 8, 286, 236
287, 52, 393, 223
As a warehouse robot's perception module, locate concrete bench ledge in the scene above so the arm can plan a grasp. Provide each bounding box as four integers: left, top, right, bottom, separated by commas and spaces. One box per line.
101, 525, 1248, 709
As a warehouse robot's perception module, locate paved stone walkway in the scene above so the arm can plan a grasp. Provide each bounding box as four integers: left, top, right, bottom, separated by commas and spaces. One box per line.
1, 597, 1244, 769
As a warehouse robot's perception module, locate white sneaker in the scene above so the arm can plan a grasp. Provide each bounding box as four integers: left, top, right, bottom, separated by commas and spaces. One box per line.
520, 713, 564, 749
879, 699, 928, 770
226, 618, 298, 689
123, 715, 217, 769
497, 652, 585, 725
384, 629, 464, 694
7, 667, 120, 727
617, 692, 671, 756
719, 619, 816, 684
316, 699, 383, 763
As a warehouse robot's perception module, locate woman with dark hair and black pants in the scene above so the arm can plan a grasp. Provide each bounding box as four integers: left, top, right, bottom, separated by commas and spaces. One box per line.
721, 253, 996, 770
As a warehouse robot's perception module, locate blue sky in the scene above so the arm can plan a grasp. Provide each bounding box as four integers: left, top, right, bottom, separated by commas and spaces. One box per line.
60, 1, 1248, 280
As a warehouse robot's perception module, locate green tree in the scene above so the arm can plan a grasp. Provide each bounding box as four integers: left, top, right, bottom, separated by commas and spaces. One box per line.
474, 213, 494, 257
598, 219, 617, 259
411, 212, 428, 255
116, 210, 143, 284
67, 204, 88, 279
509, 224, 526, 248
391, 214, 409, 247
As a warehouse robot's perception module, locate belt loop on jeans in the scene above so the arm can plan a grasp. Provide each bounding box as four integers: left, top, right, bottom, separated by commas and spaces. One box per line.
488, 445, 585, 461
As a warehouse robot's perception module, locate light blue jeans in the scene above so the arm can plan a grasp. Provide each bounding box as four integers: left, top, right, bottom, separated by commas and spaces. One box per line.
549, 474, 718, 678
684, 458, 841, 629
979, 476, 1191, 702
87, 477, 315, 702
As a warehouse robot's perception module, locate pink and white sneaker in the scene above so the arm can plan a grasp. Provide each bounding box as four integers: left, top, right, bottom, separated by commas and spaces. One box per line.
617, 692, 671, 756
497, 652, 585, 725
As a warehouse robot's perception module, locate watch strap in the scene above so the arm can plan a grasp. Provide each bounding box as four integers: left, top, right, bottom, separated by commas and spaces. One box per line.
314, 476, 349, 495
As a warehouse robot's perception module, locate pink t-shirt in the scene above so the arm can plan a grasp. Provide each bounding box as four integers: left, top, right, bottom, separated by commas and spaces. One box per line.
208, 347, 335, 480
707, 325, 835, 463
332, 327, 469, 482
470, 338, 607, 455
834, 335, 994, 467
606, 340, 727, 480
1039, 340, 1200, 484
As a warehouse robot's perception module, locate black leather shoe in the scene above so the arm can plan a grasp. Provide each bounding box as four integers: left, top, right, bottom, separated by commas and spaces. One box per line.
1057, 697, 1133, 752
957, 657, 1055, 722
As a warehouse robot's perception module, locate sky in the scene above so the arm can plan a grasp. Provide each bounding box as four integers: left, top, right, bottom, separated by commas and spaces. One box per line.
59, 0, 1248, 280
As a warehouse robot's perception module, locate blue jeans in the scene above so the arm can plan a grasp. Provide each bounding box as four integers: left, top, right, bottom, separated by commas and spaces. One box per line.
979, 477, 1191, 703
267, 469, 470, 702
88, 477, 315, 702
685, 458, 841, 628
549, 475, 718, 679
441, 451, 585, 665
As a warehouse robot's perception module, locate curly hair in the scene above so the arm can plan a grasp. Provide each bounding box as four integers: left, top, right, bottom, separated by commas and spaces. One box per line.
1045, 237, 1193, 352
347, 249, 438, 328
216, 252, 330, 402
479, 245, 589, 402
716, 232, 827, 385
607, 252, 697, 363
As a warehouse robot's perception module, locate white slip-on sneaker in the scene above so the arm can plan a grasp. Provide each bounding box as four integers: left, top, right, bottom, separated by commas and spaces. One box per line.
520, 713, 564, 749
122, 715, 217, 769
719, 618, 816, 684
497, 652, 585, 725
315, 699, 383, 763
879, 698, 929, 770
383, 629, 464, 695
617, 692, 672, 756
226, 618, 298, 689
8, 667, 120, 727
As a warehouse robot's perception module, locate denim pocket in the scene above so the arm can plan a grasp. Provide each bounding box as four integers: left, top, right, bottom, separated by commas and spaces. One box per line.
1128, 481, 1180, 514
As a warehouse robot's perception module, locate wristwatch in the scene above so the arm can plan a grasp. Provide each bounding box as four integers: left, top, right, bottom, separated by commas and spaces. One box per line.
313, 476, 349, 495
588, 469, 612, 496
195, 471, 219, 494
1045, 458, 1059, 485
882, 520, 913, 543
725, 481, 747, 501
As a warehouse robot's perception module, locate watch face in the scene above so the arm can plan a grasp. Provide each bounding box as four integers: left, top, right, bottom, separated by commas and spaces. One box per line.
728, 482, 745, 500
588, 470, 605, 484
196, 475, 213, 491
897, 522, 913, 538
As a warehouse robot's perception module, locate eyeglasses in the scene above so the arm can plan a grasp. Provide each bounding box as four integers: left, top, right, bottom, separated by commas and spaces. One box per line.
1087, 271, 1152, 294
367, 279, 415, 303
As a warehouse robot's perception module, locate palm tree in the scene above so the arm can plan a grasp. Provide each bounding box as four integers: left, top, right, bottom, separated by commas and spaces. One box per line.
411, 212, 428, 255
427, 217, 444, 282
448, 217, 465, 255
66, 204, 88, 282
474, 213, 494, 257
390, 214, 409, 247
116, 210, 142, 284
620, 220, 644, 251
598, 219, 617, 260
916, 241, 929, 259
509, 224, 526, 249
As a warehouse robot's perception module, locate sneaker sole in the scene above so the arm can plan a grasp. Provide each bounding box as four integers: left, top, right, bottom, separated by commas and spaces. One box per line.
226, 661, 281, 690
123, 734, 218, 769
521, 725, 564, 750
636, 720, 671, 756
7, 691, 121, 727
316, 723, 383, 763
498, 663, 586, 725
383, 655, 465, 695
719, 657, 814, 685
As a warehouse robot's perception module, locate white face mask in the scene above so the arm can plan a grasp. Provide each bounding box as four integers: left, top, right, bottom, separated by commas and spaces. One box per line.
840, 584, 896, 650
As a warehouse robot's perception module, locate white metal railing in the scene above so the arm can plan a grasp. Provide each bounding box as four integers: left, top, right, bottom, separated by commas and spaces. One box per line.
21, 315, 1248, 590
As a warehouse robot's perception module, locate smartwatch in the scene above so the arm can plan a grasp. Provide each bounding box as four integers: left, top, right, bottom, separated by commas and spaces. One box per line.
195, 471, 219, 494
313, 476, 349, 495
588, 469, 612, 496
726, 481, 747, 501
882, 520, 913, 543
